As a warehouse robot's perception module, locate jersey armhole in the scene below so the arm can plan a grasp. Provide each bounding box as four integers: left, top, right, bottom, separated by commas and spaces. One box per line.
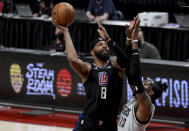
132, 104, 154, 126
83, 64, 92, 85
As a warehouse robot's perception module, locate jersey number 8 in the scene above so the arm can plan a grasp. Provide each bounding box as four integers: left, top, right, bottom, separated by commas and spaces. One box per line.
101, 87, 107, 99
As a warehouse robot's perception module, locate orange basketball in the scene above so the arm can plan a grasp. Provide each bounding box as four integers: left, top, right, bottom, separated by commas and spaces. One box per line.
51, 2, 75, 26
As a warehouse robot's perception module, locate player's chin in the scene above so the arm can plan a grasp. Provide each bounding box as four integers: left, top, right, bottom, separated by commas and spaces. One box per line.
103, 53, 110, 59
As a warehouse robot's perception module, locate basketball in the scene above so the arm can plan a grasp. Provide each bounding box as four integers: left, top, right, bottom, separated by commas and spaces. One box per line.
51, 2, 75, 26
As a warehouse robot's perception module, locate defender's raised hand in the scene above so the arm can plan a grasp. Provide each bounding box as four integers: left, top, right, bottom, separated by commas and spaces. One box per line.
97, 21, 111, 42
132, 17, 140, 40
125, 16, 138, 39
131, 17, 140, 50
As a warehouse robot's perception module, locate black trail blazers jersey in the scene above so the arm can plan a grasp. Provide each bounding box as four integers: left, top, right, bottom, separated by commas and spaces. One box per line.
83, 61, 123, 121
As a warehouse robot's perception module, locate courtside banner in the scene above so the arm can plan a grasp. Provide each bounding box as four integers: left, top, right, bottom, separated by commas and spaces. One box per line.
0, 49, 86, 111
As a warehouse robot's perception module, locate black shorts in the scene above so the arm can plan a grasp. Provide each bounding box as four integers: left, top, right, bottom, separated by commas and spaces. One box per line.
73, 114, 117, 131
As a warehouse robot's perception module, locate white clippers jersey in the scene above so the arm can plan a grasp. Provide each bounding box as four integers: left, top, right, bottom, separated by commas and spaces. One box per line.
118, 96, 155, 131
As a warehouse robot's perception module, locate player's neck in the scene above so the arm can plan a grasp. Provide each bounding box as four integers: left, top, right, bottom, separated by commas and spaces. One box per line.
94, 58, 109, 68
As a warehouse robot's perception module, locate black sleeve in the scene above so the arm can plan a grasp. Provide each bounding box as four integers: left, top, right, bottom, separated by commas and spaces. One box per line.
125, 45, 132, 59
108, 40, 129, 68
129, 49, 144, 93
130, 49, 141, 76
125, 45, 133, 84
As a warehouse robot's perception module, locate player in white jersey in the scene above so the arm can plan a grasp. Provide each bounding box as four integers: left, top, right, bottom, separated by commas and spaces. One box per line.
118, 16, 168, 131
118, 93, 155, 131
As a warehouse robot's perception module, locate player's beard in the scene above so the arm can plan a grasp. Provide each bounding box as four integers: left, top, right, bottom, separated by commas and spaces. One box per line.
94, 50, 110, 62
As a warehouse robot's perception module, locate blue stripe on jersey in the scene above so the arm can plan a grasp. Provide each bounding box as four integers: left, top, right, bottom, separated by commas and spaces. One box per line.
73, 114, 83, 131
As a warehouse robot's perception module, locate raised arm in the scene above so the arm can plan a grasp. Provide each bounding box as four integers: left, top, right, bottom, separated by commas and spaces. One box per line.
125, 17, 138, 93
52, 21, 90, 82
97, 21, 129, 70
127, 17, 153, 122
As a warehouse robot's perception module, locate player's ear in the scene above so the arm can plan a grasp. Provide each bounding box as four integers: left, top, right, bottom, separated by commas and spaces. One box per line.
91, 50, 94, 56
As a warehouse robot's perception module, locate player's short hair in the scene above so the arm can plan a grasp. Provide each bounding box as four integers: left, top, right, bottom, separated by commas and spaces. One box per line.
90, 38, 104, 51
145, 79, 168, 100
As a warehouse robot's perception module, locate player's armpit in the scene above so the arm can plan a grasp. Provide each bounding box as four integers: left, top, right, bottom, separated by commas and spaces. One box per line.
68, 58, 91, 82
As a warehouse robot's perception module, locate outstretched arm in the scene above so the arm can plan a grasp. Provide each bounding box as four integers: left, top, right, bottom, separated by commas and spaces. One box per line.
127, 17, 153, 123
97, 21, 129, 70
125, 17, 138, 93
52, 20, 90, 82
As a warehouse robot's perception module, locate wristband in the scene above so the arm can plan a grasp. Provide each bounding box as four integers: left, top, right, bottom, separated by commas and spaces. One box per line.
126, 37, 132, 41
132, 40, 138, 43
132, 49, 139, 55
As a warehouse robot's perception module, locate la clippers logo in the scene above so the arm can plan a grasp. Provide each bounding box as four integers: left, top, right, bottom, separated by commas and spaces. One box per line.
99, 72, 108, 86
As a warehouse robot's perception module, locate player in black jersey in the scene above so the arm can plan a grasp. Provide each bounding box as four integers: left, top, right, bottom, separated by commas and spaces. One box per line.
52, 20, 129, 131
